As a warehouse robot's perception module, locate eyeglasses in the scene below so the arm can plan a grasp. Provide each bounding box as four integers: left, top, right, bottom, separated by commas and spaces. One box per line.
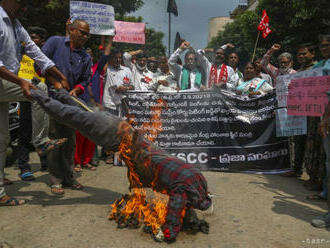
76, 28, 90, 38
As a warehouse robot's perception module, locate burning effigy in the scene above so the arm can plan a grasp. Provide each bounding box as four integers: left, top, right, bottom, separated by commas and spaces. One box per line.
31, 88, 212, 242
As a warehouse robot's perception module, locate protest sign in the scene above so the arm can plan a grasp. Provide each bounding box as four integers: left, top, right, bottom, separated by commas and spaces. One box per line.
18, 55, 45, 82
70, 1, 115, 35
287, 75, 330, 116
275, 68, 323, 135
276, 68, 323, 108
275, 108, 307, 137
126, 91, 289, 173
113, 21, 146, 44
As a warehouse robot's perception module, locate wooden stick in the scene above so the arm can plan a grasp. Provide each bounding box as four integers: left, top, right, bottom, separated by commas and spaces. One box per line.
251, 31, 260, 62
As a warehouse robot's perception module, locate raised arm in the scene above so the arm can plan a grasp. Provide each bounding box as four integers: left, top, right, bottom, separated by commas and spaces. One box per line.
168, 41, 189, 79
123, 49, 144, 70
261, 44, 281, 80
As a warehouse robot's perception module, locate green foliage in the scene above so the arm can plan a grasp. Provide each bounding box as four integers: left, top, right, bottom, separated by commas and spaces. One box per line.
208, 0, 330, 69
20, 0, 144, 36
19, 0, 165, 58
208, 11, 261, 69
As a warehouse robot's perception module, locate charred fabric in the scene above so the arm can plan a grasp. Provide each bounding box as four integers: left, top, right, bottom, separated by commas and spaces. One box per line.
30, 89, 212, 243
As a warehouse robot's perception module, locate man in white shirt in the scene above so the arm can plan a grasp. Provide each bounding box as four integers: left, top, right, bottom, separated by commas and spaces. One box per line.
168, 41, 205, 91
228, 52, 243, 80
196, 44, 239, 91
123, 50, 154, 91
151, 56, 178, 93
103, 48, 133, 116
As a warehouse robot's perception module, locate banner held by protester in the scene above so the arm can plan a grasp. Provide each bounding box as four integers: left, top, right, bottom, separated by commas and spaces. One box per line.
113, 21, 146, 45
126, 91, 290, 173
287, 75, 330, 116
70, 1, 115, 35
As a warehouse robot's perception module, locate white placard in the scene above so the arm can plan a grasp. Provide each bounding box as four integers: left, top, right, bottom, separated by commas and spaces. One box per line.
70, 1, 115, 35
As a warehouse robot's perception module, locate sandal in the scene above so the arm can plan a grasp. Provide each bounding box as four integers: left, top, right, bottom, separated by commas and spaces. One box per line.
4, 178, 13, 185
50, 184, 65, 195
0, 195, 25, 206
36, 138, 68, 156
20, 170, 35, 181
82, 163, 96, 171
306, 194, 326, 201
74, 165, 83, 172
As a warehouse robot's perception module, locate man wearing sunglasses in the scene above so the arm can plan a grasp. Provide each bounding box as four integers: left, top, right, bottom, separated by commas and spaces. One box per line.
41, 19, 92, 195
0, 0, 70, 206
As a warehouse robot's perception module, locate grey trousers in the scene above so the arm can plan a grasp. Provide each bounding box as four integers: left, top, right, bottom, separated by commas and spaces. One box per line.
31, 89, 123, 186
0, 78, 49, 198
31, 89, 122, 152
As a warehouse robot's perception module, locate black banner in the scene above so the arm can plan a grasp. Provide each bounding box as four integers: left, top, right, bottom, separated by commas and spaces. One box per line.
126, 90, 289, 173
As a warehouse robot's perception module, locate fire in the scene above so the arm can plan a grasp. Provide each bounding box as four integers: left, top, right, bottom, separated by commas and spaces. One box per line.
109, 98, 169, 237
108, 188, 168, 234
140, 98, 167, 142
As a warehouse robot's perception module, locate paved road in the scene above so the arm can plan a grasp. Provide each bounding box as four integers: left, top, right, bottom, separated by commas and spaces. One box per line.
1, 153, 329, 248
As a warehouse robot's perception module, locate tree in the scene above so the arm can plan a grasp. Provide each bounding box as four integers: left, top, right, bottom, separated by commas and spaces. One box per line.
208, 11, 262, 69
20, 0, 144, 36
19, 1, 165, 58
111, 16, 166, 58
208, 0, 330, 69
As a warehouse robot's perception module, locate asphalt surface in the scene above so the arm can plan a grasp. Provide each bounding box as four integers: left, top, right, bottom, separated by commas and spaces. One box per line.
1, 152, 330, 248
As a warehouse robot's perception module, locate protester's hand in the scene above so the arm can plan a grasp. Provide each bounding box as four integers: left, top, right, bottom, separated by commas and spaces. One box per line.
226, 43, 235, 49
53, 82, 63, 90
180, 41, 190, 50
96, 103, 104, 111
235, 90, 242, 95
69, 87, 81, 97
158, 80, 169, 86
135, 49, 144, 54
204, 48, 214, 53
271, 44, 281, 51
216, 82, 226, 89
66, 18, 72, 27
20, 79, 37, 99
200, 85, 206, 91
116, 86, 128, 93
248, 91, 261, 97
61, 78, 70, 91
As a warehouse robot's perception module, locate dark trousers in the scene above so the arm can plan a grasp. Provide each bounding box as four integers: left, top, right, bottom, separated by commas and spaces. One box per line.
292, 135, 307, 174
17, 102, 32, 170
18, 102, 47, 171
47, 118, 76, 185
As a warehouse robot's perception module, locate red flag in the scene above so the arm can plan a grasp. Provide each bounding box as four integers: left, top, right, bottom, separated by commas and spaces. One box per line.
257, 10, 272, 38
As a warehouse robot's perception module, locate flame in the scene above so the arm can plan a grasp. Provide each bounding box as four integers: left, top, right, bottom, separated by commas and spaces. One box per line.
140, 98, 167, 142
109, 98, 169, 234
108, 188, 168, 234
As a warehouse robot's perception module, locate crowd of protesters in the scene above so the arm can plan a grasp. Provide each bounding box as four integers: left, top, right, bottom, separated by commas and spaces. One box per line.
0, 0, 330, 230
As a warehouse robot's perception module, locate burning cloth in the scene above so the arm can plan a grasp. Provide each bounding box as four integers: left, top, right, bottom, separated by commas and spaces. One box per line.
31, 89, 212, 241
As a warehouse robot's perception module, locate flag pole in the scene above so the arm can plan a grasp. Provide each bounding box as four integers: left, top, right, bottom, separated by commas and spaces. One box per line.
168, 12, 171, 57
251, 31, 260, 62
